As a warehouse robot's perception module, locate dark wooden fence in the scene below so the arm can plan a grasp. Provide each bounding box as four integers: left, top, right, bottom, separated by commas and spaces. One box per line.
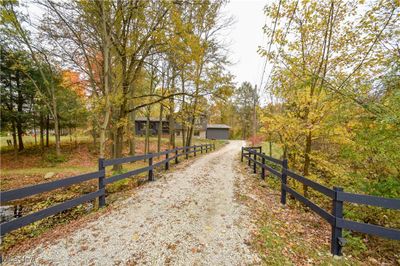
0, 143, 215, 236
241, 146, 400, 256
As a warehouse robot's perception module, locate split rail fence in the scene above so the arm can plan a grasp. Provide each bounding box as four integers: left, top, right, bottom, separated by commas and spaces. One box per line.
0, 143, 215, 237
241, 146, 400, 256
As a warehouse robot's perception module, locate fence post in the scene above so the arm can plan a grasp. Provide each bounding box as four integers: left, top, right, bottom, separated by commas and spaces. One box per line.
98, 158, 106, 208
241, 147, 244, 162
165, 149, 169, 170
280, 159, 288, 205
148, 153, 154, 181
186, 146, 189, 159
175, 148, 179, 164
261, 152, 266, 179
331, 187, 344, 256
201, 144, 203, 154
248, 150, 251, 166
206, 144, 208, 153
194, 145, 197, 156
253, 151, 257, 174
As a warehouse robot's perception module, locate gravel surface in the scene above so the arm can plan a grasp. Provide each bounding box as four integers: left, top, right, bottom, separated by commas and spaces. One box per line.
4, 140, 260, 266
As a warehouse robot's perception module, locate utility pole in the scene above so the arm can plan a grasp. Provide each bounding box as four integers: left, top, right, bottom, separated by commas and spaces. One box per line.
252, 84, 257, 146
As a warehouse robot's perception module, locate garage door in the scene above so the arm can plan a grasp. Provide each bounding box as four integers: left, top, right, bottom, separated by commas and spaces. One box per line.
206, 128, 229, 139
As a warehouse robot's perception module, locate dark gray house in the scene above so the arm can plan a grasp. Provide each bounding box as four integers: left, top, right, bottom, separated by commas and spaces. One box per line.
135, 117, 230, 140
206, 124, 230, 140
135, 117, 169, 136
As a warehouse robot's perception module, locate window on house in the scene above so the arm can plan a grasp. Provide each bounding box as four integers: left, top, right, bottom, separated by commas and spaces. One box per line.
194, 130, 200, 136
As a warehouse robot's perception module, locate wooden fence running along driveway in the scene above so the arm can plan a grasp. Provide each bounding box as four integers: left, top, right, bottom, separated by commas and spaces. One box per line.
241, 146, 400, 256
0, 143, 215, 237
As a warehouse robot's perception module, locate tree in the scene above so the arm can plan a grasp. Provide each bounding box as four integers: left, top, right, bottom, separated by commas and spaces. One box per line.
0, 47, 35, 151
2, 0, 62, 156
259, 0, 399, 198
234, 82, 258, 140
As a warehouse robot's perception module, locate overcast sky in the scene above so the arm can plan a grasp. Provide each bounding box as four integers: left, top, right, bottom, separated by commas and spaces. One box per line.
222, 0, 271, 89
25, 0, 271, 91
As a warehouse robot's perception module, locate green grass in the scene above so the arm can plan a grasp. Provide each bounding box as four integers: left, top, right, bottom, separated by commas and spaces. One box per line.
0, 135, 92, 152
1, 166, 97, 176
260, 141, 283, 159
1, 135, 223, 180
1, 134, 219, 149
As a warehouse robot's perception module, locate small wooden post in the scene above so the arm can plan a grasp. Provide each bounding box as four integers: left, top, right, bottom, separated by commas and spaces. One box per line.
185, 147, 189, 159
253, 151, 257, 173
280, 159, 288, 205
261, 152, 265, 179
241, 147, 244, 162
331, 187, 344, 256
201, 145, 203, 154
148, 153, 154, 181
194, 145, 197, 156
98, 158, 106, 208
165, 149, 169, 170
206, 144, 208, 153
248, 150, 251, 166
175, 148, 179, 164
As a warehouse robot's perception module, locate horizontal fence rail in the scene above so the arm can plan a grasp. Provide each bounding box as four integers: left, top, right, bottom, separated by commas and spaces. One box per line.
241, 146, 400, 256
0, 143, 215, 236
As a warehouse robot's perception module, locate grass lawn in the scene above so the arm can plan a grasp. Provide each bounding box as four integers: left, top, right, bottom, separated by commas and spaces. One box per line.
0, 135, 92, 151
1, 135, 222, 189
259, 141, 283, 159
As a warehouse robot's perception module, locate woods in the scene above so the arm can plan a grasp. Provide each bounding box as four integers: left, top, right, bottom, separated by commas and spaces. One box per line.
1, 0, 234, 160
256, 0, 399, 257
258, 0, 399, 197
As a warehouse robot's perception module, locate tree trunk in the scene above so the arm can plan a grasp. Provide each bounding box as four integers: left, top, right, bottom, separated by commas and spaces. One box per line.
11, 120, 18, 155
158, 105, 163, 153
74, 127, 78, 147
129, 110, 136, 155
186, 116, 194, 147
145, 108, 150, 154
39, 113, 44, 150
52, 87, 61, 156
182, 126, 186, 147
16, 70, 24, 151
46, 114, 50, 147
114, 125, 124, 170
33, 116, 37, 145
99, 0, 111, 159
157, 69, 166, 153
169, 72, 176, 148
91, 120, 97, 147
169, 114, 175, 149
303, 130, 312, 197
16, 117, 24, 151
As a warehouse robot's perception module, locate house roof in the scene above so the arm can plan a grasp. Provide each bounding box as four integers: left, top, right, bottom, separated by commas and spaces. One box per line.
135, 117, 167, 122
207, 124, 230, 129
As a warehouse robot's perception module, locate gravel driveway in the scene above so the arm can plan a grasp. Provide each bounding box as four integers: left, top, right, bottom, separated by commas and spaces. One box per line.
5, 140, 259, 266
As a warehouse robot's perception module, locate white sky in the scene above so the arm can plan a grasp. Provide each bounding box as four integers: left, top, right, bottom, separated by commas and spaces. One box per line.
25, 0, 272, 92
222, 0, 272, 89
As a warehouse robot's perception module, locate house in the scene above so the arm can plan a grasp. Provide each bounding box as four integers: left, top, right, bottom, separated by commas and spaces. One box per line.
135, 117, 169, 136
135, 116, 230, 140
206, 124, 230, 140
175, 115, 208, 139
175, 121, 231, 140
